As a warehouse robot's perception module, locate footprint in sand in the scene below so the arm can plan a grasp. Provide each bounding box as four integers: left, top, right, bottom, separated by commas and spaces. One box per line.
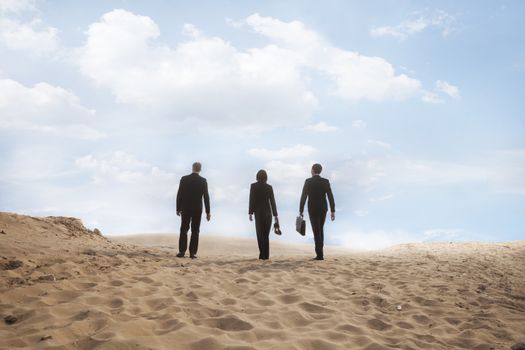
220, 298, 237, 305
277, 294, 303, 304
75, 282, 98, 289
146, 297, 174, 311
202, 316, 253, 331
185, 291, 199, 300
155, 318, 186, 334
71, 310, 90, 321
189, 337, 222, 350
134, 276, 155, 283
109, 280, 124, 286
108, 298, 124, 308
412, 314, 431, 325
395, 321, 414, 329
254, 298, 275, 306
445, 317, 461, 326
336, 323, 364, 334
367, 318, 392, 331
90, 331, 116, 341
299, 302, 330, 313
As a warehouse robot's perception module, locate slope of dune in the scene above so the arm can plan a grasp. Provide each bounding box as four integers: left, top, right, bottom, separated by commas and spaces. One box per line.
1, 212, 524, 350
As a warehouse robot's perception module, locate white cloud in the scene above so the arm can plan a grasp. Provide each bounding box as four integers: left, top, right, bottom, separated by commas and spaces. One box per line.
75, 151, 177, 196
182, 23, 201, 38
354, 210, 368, 217
225, 17, 244, 28
246, 13, 423, 102
333, 152, 525, 195
76, 9, 318, 131
485, 150, 525, 195
370, 10, 459, 40
436, 80, 460, 99
304, 121, 339, 132
0, 0, 35, 13
368, 139, 392, 150
75, 10, 429, 132
263, 160, 312, 183
369, 194, 393, 202
352, 120, 366, 128
421, 91, 443, 104
332, 158, 387, 190
0, 1, 60, 56
247, 145, 318, 197
0, 78, 103, 139
0, 17, 59, 55
248, 144, 316, 160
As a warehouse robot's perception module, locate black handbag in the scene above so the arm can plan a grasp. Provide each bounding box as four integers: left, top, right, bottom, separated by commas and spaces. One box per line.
296, 216, 305, 236
273, 222, 282, 235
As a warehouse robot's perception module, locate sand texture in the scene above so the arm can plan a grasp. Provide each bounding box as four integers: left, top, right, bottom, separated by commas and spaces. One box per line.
1, 212, 524, 349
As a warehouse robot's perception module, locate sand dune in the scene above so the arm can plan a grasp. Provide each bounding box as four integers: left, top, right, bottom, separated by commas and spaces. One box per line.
1, 212, 524, 349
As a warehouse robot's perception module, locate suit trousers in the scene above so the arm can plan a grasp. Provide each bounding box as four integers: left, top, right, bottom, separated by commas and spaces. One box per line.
179, 210, 202, 256
309, 210, 327, 258
255, 212, 272, 259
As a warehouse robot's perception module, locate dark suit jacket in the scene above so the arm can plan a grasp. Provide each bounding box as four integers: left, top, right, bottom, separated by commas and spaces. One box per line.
176, 173, 210, 214
249, 182, 278, 217
299, 175, 335, 214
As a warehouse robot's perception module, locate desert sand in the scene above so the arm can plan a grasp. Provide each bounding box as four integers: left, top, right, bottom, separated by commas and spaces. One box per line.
1, 212, 524, 350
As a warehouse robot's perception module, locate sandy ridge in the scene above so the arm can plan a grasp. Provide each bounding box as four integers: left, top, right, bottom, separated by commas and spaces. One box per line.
1, 212, 524, 349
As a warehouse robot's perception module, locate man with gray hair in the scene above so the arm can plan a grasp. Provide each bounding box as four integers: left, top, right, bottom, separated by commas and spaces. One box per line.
176, 162, 211, 259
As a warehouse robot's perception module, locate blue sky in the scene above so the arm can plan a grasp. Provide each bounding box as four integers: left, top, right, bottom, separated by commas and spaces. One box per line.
0, 0, 524, 249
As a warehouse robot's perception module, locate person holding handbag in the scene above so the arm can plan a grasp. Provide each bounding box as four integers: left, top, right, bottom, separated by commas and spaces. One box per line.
249, 170, 279, 260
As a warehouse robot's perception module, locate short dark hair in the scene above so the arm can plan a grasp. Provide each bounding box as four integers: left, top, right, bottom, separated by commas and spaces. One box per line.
192, 162, 202, 172
256, 169, 268, 183
312, 163, 322, 174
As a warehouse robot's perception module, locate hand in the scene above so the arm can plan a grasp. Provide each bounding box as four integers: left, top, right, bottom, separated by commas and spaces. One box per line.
206, 213, 211, 221
274, 216, 279, 223
331, 212, 335, 221
249, 214, 253, 222
176, 211, 181, 216
299, 212, 303, 218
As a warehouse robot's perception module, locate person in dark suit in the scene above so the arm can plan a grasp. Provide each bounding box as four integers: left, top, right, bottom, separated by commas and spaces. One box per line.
249, 170, 278, 260
176, 162, 211, 259
299, 163, 335, 260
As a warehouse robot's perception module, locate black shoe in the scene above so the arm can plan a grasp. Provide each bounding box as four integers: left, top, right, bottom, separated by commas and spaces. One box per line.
176, 253, 185, 258
190, 255, 197, 259
312, 256, 324, 261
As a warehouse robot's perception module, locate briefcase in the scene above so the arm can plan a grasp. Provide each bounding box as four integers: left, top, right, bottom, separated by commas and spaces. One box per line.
295, 216, 306, 236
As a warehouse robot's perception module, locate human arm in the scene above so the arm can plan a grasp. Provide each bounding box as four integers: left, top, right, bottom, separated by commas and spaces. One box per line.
176, 177, 183, 215
299, 179, 308, 216
203, 179, 211, 220
269, 185, 278, 218
326, 180, 335, 220
249, 184, 255, 215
